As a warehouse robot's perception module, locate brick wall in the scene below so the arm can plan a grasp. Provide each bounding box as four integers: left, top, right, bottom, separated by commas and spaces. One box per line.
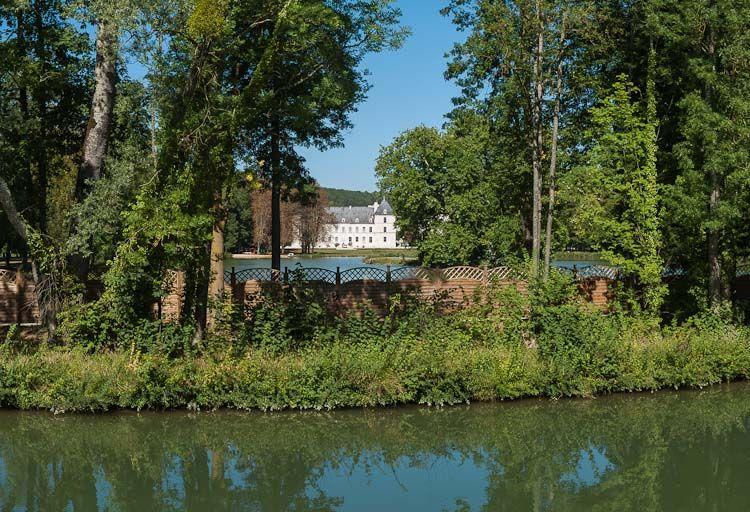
160, 270, 610, 321
0, 269, 39, 325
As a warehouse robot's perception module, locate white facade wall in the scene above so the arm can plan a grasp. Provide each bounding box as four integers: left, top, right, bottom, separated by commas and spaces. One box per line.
288, 201, 404, 250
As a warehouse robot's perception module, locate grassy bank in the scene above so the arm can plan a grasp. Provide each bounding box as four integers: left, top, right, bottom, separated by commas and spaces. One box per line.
310, 248, 418, 259
2, 306, 749, 412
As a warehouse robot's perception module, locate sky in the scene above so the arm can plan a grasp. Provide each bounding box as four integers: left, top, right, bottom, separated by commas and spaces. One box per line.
301, 1, 463, 191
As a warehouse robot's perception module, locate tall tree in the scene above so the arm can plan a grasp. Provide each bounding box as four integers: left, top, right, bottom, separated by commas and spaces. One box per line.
560, 77, 664, 313
377, 112, 525, 266
237, 0, 406, 271
444, 0, 607, 277
655, 0, 750, 308
0, 0, 91, 332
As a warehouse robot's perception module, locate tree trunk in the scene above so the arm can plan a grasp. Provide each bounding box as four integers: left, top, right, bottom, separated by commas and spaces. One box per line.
544, 11, 566, 280
207, 192, 226, 328
0, 179, 29, 242
708, 177, 722, 305
531, 0, 545, 279
271, 122, 282, 272
0, 177, 54, 334
32, 0, 48, 233
77, 20, 118, 199
706, 29, 724, 307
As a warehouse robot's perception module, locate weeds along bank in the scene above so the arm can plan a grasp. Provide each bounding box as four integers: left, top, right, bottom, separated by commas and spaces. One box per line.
2, 277, 750, 412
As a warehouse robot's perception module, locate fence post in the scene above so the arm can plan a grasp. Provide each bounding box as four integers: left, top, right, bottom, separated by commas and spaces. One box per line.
15, 267, 24, 324
175, 271, 184, 319
230, 267, 237, 304
284, 267, 289, 284
335, 266, 341, 294
386, 265, 392, 304
482, 265, 489, 302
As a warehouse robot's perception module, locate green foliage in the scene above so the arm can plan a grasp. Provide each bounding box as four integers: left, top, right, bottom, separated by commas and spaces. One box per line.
561, 77, 665, 312
377, 112, 525, 266
224, 184, 254, 254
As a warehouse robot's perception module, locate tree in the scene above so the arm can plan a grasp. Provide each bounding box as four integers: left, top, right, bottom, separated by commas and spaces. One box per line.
294, 188, 334, 254
224, 185, 254, 254
236, 0, 406, 271
0, 0, 91, 333
560, 77, 664, 312
443, 0, 608, 277
377, 112, 525, 266
654, 0, 750, 308
251, 189, 273, 254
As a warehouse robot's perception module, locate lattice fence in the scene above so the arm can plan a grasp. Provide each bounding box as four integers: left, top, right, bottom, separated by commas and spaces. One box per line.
298, 268, 338, 284
0, 269, 16, 283
227, 268, 282, 283
575, 265, 619, 280
341, 267, 387, 283
225, 265, 621, 284
163, 270, 179, 289
442, 266, 485, 281
390, 266, 431, 281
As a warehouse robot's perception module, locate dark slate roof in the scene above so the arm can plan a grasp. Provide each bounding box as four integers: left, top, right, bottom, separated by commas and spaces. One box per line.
329, 206, 375, 224
374, 198, 392, 215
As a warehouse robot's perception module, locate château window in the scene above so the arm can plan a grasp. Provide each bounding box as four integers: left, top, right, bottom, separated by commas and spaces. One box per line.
383, 227, 387, 233
383, 217, 387, 223
384, 237, 387, 242
369, 237, 372, 243
369, 227, 372, 233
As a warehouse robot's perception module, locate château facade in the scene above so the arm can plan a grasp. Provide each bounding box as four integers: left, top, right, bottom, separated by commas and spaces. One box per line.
290, 199, 405, 250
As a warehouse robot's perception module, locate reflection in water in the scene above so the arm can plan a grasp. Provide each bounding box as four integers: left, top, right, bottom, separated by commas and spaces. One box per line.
2, 384, 750, 511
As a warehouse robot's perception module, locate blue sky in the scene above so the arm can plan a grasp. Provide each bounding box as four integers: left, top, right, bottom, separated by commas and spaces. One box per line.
299, 1, 463, 191
127, 1, 463, 192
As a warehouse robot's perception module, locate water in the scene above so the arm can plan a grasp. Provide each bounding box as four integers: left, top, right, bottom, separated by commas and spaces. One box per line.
2, 383, 750, 511
226, 256, 399, 272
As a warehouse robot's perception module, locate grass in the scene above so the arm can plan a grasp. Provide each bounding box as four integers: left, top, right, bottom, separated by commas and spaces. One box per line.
308, 248, 418, 259
3, 312, 750, 413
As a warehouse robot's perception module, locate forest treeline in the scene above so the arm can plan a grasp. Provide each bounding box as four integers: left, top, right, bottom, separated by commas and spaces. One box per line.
0, 0, 405, 336
1, 0, 750, 339
376, 0, 750, 319
321, 188, 379, 207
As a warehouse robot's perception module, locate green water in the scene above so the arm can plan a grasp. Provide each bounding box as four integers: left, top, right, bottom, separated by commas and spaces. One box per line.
3, 384, 750, 511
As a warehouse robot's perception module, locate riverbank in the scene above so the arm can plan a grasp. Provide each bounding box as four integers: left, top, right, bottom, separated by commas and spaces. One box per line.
3, 315, 749, 413
231, 248, 419, 260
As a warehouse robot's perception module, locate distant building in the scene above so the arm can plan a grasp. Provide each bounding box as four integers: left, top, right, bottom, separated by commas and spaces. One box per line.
289, 198, 405, 250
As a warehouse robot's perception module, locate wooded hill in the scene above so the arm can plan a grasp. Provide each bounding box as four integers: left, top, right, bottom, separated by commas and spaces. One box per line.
321, 188, 379, 207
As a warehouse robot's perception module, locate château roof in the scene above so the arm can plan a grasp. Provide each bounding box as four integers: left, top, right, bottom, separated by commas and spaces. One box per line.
374, 198, 392, 215
328, 198, 394, 224
329, 206, 375, 224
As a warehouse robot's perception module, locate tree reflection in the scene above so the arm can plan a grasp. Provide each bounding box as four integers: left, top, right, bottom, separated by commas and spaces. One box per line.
1, 384, 750, 511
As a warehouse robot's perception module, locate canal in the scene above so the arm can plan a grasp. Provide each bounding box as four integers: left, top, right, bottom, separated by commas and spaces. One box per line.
1, 383, 749, 510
